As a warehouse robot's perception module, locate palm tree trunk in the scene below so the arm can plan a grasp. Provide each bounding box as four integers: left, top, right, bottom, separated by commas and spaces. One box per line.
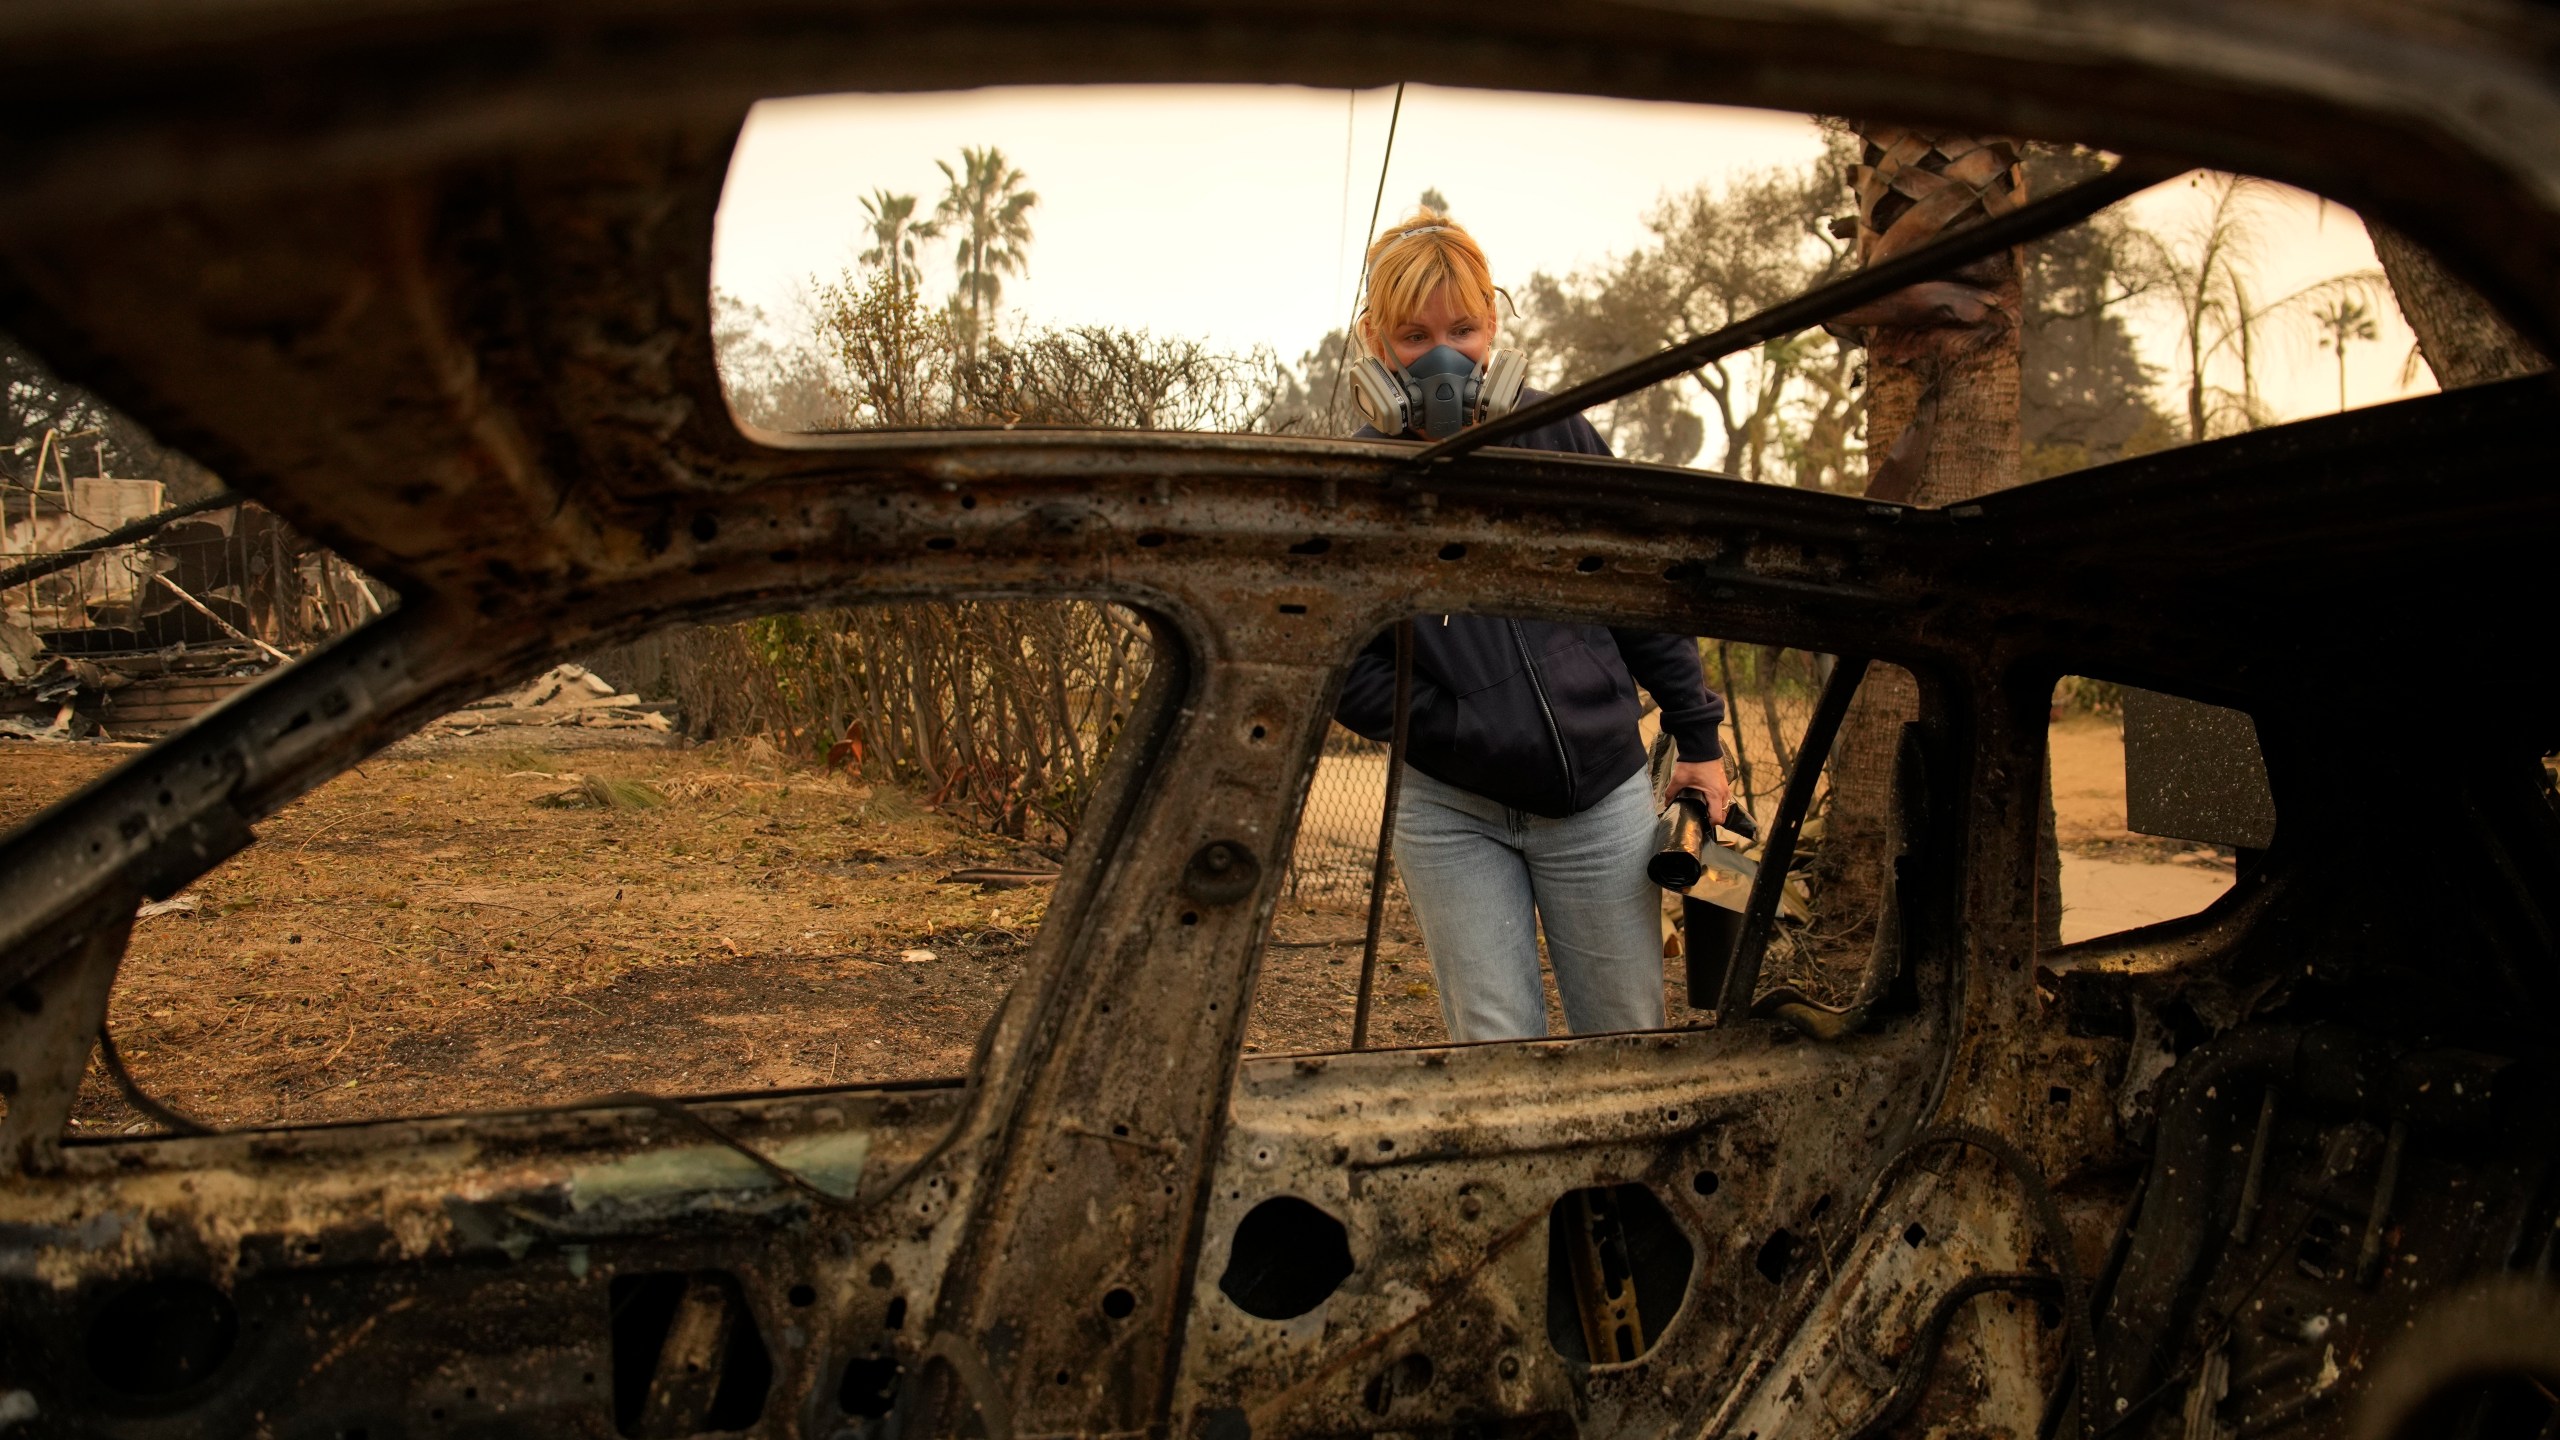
1822, 127, 2059, 1433
1821, 127, 2032, 941
2369, 222, 2547, 387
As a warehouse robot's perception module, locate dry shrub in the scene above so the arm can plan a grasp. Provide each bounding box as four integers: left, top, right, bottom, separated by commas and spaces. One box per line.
663, 602, 1152, 848
811, 268, 1283, 431
682, 272, 1254, 849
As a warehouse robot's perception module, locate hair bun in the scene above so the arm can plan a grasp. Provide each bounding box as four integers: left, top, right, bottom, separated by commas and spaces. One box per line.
1388, 206, 1454, 236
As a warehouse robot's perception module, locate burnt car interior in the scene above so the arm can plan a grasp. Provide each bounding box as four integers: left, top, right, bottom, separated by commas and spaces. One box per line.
4, 3, 2560, 1438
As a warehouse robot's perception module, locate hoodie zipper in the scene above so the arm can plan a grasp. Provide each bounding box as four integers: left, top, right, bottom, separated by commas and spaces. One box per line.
1507, 619, 1576, 805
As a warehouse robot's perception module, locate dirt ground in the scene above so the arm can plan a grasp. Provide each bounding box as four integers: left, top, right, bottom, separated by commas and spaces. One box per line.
0, 709, 2216, 1134
0, 729, 1460, 1133
2047, 714, 2236, 943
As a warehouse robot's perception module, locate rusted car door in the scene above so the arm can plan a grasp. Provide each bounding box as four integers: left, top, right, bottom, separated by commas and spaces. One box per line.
2, 2, 2560, 1437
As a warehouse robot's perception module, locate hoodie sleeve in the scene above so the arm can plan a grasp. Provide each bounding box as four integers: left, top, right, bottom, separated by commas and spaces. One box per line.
1334, 633, 1400, 742
1612, 629, 1726, 762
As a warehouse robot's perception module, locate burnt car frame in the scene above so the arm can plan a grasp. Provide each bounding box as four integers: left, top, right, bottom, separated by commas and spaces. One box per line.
2, 2, 2558, 1437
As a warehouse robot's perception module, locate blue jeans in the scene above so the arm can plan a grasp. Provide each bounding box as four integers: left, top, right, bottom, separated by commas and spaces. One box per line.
1392, 765, 1666, 1042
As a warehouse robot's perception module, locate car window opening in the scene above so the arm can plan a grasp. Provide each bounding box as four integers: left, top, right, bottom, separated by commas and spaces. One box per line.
716, 87, 2444, 503
1253, 623, 1917, 1055
2039, 675, 2273, 948
3, 598, 1161, 1133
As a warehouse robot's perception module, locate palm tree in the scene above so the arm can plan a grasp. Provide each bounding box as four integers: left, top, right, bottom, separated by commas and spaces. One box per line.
1822, 125, 2032, 943
2313, 297, 2379, 411
933, 147, 1039, 356
2153, 173, 2270, 440
858, 190, 936, 295
2142, 174, 2387, 438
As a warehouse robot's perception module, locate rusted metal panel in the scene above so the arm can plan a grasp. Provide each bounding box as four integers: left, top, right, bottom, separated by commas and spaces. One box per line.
0, 1086, 962, 1433
0, 402, 2546, 1435
1180, 1029, 1937, 1437
0, 4, 2554, 1438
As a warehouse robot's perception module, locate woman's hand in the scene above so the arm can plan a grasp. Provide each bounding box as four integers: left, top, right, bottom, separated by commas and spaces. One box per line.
1670, 757, 1731, 825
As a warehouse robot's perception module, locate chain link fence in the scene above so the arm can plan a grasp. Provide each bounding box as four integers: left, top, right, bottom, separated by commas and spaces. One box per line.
1281, 722, 1396, 908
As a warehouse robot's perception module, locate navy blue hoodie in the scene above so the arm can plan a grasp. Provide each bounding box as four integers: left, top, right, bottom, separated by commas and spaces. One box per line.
1335, 392, 1727, 818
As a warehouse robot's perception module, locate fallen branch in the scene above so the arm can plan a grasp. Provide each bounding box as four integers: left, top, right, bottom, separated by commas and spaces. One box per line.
151, 571, 291, 663
319, 1018, 361, 1068
936, 867, 1061, 888
291, 808, 365, 853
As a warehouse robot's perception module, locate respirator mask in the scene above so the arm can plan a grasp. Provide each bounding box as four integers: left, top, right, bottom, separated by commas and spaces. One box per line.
1351, 344, 1528, 439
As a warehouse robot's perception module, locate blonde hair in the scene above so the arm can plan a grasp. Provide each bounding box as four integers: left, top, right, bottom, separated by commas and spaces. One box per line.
1358, 208, 1507, 360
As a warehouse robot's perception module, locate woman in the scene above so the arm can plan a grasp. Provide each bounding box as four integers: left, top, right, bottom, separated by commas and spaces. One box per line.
1335, 208, 1733, 1043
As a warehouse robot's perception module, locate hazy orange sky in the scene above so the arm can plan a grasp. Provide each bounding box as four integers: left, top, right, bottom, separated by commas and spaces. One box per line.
713, 84, 2432, 458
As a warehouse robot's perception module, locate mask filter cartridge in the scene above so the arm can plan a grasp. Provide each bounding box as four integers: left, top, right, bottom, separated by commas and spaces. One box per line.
1404, 345, 1477, 439
1348, 344, 1529, 439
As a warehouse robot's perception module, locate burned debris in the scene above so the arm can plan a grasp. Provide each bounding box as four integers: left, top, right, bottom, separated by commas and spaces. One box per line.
430, 662, 673, 736
2, 482, 384, 741
0, 3, 2558, 1439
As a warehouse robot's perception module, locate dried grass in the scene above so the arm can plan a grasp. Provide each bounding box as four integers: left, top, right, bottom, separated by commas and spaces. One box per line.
538, 775, 667, 810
